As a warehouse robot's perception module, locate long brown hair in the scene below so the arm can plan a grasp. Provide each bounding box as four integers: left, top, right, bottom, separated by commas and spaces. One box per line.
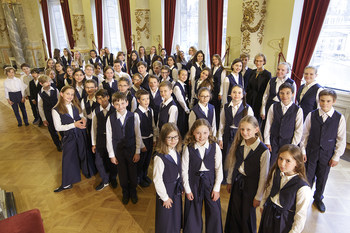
54, 86, 82, 115
156, 123, 182, 154
265, 144, 309, 189
197, 67, 214, 90
184, 119, 216, 146
211, 54, 223, 68
225, 115, 262, 170
231, 84, 248, 117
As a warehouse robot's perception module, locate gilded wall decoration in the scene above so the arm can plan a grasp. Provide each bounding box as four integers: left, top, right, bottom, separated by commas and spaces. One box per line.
0, 18, 8, 40
72, 14, 86, 44
240, 0, 267, 54
135, 9, 150, 49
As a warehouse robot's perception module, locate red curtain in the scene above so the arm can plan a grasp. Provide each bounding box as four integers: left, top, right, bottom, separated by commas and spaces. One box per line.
41, 0, 52, 58
60, 0, 75, 49
207, 0, 224, 59
119, 0, 132, 54
291, 0, 330, 88
164, 0, 176, 54
95, 0, 103, 52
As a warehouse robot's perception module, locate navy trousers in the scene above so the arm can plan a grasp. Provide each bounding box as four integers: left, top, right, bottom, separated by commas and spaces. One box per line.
95, 147, 118, 184
117, 147, 137, 197
137, 137, 153, 181
9, 92, 28, 125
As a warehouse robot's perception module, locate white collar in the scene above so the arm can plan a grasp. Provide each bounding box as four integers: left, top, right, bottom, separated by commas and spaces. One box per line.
163, 96, 173, 106
194, 140, 209, 150
229, 100, 242, 108
241, 137, 261, 151
319, 107, 335, 118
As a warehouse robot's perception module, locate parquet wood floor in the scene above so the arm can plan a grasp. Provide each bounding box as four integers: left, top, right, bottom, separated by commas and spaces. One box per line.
1, 74, 350, 232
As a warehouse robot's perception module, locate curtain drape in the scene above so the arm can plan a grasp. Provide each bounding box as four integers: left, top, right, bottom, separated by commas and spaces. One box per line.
207, 0, 223, 59
60, 0, 75, 49
119, 0, 132, 54
95, 0, 103, 51
40, 0, 52, 58
164, 0, 176, 54
291, 0, 330, 88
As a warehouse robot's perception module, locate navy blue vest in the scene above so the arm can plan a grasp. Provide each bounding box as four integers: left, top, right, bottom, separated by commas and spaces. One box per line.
95, 106, 115, 148
227, 73, 243, 101
296, 83, 321, 119
307, 110, 341, 155
75, 87, 86, 102
212, 66, 223, 97
106, 53, 114, 66
61, 56, 71, 68
224, 103, 246, 133
173, 82, 189, 110
232, 142, 268, 187
40, 89, 58, 119
266, 77, 294, 111
109, 111, 136, 150
193, 63, 205, 81
135, 108, 153, 137
89, 57, 102, 65
150, 90, 162, 124
158, 100, 176, 130
270, 168, 308, 211
270, 103, 299, 146
126, 92, 134, 112
54, 105, 81, 126
192, 103, 214, 125
83, 96, 99, 116
188, 143, 216, 185
102, 80, 118, 100
156, 152, 182, 198
141, 74, 150, 91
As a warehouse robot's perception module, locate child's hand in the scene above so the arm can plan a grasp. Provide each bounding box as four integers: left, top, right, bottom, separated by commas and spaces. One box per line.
218, 95, 222, 100
211, 191, 220, 201
21, 97, 25, 103
110, 157, 118, 165
329, 159, 338, 167
226, 184, 232, 193
163, 198, 173, 209
74, 120, 86, 129
303, 154, 307, 162
32, 100, 37, 105
141, 147, 147, 152
186, 192, 194, 201
81, 118, 87, 126
266, 144, 272, 152
7, 99, 14, 105
133, 154, 140, 163
91, 146, 96, 153
219, 140, 223, 149
260, 113, 265, 120
25, 96, 29, 100
43, 120, 49, 126
253, 199, 260, 208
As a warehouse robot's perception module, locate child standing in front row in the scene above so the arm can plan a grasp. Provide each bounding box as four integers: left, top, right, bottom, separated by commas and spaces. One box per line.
225, 115, 270, 233
153, 123, 183, 233
52, 86, 96, 192
259, 144, 311, 233
106, 92, 142, 204
264, 83, 303, 165
4, 67, 29, 127
300, 89, 346, 213
182, 119, 223, 233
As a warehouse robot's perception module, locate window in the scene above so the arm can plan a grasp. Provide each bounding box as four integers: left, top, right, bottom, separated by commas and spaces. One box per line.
309, 0, 350, 91
102, 0, 124, 54
47, 0, 68, 51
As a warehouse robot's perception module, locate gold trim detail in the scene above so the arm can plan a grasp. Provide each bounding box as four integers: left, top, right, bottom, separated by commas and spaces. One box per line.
135, 9, 150, 45
0, 18, 8, 40
72, 14, 86, 43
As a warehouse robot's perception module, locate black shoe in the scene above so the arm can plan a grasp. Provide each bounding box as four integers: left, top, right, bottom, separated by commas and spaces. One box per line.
110, 179, 118, 189
33, 118, 40, 125
139, 179, 150, 187
38, 121, 43, 127
122, 195, 130, 205
131, 194, 138, 204
18, 123, 22, 127
144, 176, 152, 184
25, 122, 29, 126
95, 182, 109, 191
313, 200, 326, 213
56, 145, 62, 152
54, 184, 72, 193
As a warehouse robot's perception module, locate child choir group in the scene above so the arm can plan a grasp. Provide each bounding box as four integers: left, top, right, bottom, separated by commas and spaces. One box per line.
3, 45, 346, 233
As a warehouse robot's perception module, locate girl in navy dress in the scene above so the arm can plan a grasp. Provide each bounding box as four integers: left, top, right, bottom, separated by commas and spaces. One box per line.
72, 68, 87, 102
4, 67, 29, 126
182, 119, 223, 233
61, 48, 72, 68
190, 50, 206, 100
153, 123, 183, 233
259, 144, 310, 233
225, 115, 270, 233
55, 62, 66, 91
222, 59, 244, 106
101, 66, 118, 100
192, 67, 213, 107
176, 50, 187, 70
52, 86, 96, 192
167, 55, 178, 82
117, 51, 127, 73
64, 66, 74, 86
128, 50, 140, 76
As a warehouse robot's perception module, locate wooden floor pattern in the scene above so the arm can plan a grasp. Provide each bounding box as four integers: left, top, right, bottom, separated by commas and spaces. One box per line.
1, 75, 350, 232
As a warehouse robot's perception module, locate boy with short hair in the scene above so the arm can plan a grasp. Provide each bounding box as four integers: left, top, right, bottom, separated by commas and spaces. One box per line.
137, 61, 150, 91
93, 63, 104, 83
158, 80, 178, 130
106, 92, 142, 204
118, 77, 137, 112
37, 75, 61, 151
160, 65, 174, 86
21, 63, 37, 123
148, 75, 162, 124
113, 59, 131, 82
29, 68, 42, 125
130, 73, 144, 97
81, 79, 99, 134
301, 89, 346, 213
85, 64, 100, 86
264, 82, 303, 165
134, 89, 157, 187
151, 61, 162, 78
91, 89, 117, 190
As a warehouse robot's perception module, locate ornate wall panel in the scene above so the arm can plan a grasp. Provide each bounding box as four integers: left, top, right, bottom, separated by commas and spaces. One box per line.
135, 9, 151, 50
72, 14, 88, 49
